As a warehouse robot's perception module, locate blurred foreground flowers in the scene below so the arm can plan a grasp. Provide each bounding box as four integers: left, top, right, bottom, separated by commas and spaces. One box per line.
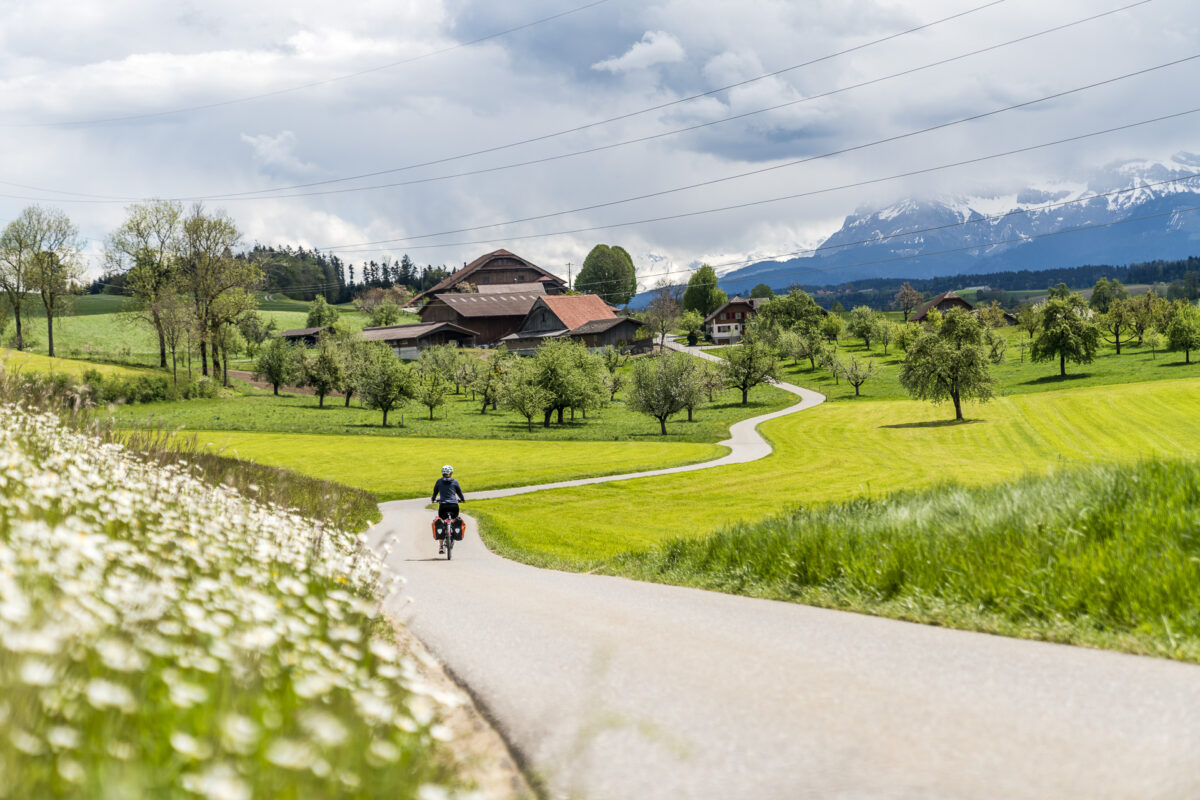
0, 405, 457, 798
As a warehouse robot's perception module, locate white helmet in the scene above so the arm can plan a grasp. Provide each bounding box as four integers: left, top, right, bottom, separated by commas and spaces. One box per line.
441, 465, 454, 476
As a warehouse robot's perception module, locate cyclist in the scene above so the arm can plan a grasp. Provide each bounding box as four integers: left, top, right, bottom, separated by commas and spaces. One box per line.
432, 464, 465, 554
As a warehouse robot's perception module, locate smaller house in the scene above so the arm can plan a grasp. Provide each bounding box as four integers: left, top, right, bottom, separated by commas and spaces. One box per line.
501, 294, 637, 353
278, 326, 335, 347
704, 297, 767, 345
910, 291, 974, 323
360, 322, 476, 360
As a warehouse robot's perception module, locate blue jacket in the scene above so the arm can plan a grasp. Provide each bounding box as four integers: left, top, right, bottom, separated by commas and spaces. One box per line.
432, 477, 465, 504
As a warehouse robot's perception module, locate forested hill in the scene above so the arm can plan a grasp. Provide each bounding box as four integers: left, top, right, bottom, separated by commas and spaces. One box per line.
238, 245, 347, 303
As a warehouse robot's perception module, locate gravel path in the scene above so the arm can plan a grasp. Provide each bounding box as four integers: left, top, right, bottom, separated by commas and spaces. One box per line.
370, 346, 1200, 798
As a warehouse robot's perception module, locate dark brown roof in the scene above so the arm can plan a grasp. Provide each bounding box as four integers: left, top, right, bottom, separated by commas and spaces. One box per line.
360, 321, 476, 343
569, 317, 637, 336
278, 326, 328, 338
536, 294, 617, 331
426, 292, 544, 318
911, 291, 973, 321
410, 249, 566, 305
703, 296, 764, 325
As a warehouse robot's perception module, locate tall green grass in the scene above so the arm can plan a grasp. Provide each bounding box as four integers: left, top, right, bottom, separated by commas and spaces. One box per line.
616, 460, 1200, 660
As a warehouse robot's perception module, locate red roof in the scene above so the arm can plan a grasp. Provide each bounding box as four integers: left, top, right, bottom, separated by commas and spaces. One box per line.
537, 294, 616, 331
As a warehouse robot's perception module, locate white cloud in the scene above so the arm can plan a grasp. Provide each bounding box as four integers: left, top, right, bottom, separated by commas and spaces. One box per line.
592, 31, 685, 73
240, 131, 315, 175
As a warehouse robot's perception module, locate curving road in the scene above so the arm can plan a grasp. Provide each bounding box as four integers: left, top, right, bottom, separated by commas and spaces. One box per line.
371, 346, 1200, 799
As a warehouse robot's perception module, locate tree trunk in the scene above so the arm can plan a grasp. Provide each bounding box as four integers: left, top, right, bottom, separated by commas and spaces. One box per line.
557, 407, 564, 424
273, 383, 279, 396
686, 406, 693, 422
382, 408, 389, 427
13, 310, 23, 350
527, 416, 533, 432
544, 409, 552, 428
1060, 353, 1066, 377
170, 349, 178, 386
155, 317, 167, 368
200, 340, 209, 377
659, 417, 667, 435
741, 387, 748, 405
45, 308, 54, 357
222, 350, 229, 387
854, 383, 860, 396
344, 391, 352, 407
952, 391, 963, 421
1114, 333, 1121, 355
429, 406, 434, 420
319, 393, 325, 408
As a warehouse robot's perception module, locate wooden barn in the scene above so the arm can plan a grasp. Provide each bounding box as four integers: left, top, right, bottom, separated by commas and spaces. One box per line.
277, 326, 335, 346
360, 321, 476, 360
417, 292, 545, 345
500, 294, 636, 353
910, 291, 974, 323
410, 249, 566, 306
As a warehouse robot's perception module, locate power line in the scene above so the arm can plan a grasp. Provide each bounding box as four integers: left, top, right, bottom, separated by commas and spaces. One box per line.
180, 0, 1151, 203
2, 0, 614, 129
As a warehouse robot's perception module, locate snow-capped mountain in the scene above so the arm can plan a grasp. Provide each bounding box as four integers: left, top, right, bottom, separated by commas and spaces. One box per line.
719, 153, 1200, 294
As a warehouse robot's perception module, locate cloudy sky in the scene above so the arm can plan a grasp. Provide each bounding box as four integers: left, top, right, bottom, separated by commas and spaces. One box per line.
1, 0, 1198, 286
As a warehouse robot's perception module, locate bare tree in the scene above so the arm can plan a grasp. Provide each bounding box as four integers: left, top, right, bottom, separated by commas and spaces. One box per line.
106, 200, 184, 367
1, 206, 80, 352
893, 282, 924, 322
642, 280, 682, 350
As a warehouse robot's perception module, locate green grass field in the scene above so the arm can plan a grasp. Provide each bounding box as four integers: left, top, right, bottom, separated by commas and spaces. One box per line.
616, 459, 1200, 661
112, 370, 797, 443
0, 347, 152, 379
194, 430, 723, 499
713, 326, 1196, 404
471, 377, 1200, 566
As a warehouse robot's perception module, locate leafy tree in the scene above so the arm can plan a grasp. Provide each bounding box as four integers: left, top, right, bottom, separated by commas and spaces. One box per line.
697, 360, 725, 402
899, 308, 995, 421
337, 339, 371, 407
847, 306, 879, 348
575, 244, 636, 305
105, 200, 183, 366
875, 319, 894, 354
682, 264, 727, 317
831, 300, 845, 314
1166, 301, 1200, 364
304, 335, 344, 407
565, 343, 607, 420
625, 352, 695, 434
469, 346, 509, 413
1089, 277, 1127, 314
750, 283, 774, 299
842, 355, 879, 397
1145, 330, 1166, 360
1016, 304, 1039, 339
820, 314, 843, 343
722, 336, 777, 404
254, 337, 303, 395
976, 301, 1006, 329
156, 292, 195, 387
179, 205, 260, 377
1048, 282, 1072, 299
819, 349, 843, 385
415, 369, 449, 420
306, 296, 340, 328
1031, 294, 1101, 377
756, 289, 825, 334
679, 309, 705, 346
893, 322, 920, 352
359, 343, 415, 426
500, 359, 551, 432
29, 244, 82, 358
238, 311, 274, 357
776, 328, 803, 365
1099, 298, 1135, 355
1166, 271, 1200, 302
894, 282, 924, 322
369, 298, 402, 327
601, 345, 625, 375
531, 338, 583, 426
1128, 289, 1166, 345
605, 371, 625, 401
1, 207, 78, 355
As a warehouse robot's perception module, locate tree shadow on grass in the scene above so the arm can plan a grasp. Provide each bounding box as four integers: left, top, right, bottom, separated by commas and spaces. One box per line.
1020, 372, 1091, 386
880, 418, 986, 430
1160, 360, 1198, 368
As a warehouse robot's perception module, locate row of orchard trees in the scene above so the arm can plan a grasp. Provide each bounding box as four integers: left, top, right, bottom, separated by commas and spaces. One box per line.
106, 201, 262, 384
0, 206, 84, 355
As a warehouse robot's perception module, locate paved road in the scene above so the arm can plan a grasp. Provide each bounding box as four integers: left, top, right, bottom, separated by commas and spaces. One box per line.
371, 350, 1200, 798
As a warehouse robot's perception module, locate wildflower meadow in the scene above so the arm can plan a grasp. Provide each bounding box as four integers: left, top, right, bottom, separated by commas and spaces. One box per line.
0, 404, 460, 798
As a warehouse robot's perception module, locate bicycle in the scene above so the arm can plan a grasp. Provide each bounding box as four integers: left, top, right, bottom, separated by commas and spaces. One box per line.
432, 506, 466, 560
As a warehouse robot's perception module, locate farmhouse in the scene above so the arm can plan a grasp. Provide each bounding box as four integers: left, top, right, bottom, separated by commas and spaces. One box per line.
501, 294, 640, 353
360, 321, 476, 360
704, 297, 768, 345
410, 249, 566, 306
910, 290, 974, 322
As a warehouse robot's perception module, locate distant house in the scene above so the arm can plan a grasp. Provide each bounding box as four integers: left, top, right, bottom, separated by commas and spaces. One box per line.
410, 249, 566, 306
360, 322, 476, 360
417, 292, 545, 345
500, 294, 638, 353
277, 326, 334, 346
910, 291, 974, 323
704, 297, 768, 345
